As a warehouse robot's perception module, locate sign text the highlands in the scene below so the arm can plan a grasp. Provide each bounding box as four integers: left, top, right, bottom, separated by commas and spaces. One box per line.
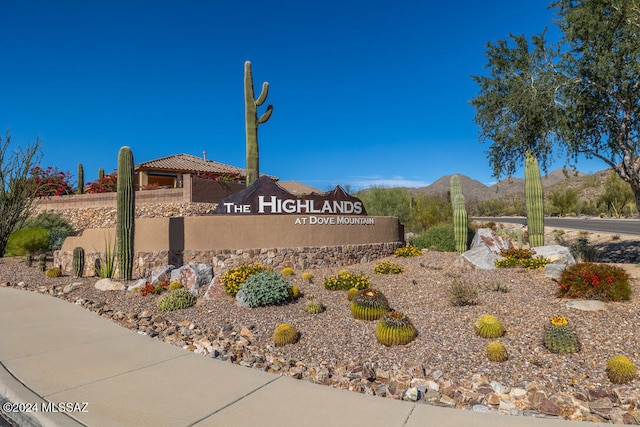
221, 195, 364, 215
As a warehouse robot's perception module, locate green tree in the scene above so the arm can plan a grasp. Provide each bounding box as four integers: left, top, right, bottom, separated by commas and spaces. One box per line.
356, 187, 412, 227
409, 194, 452, 233
0, 131, 43, 256
598, 172, 634, 218
471, 31, 560, 179
549, 187, 578, 216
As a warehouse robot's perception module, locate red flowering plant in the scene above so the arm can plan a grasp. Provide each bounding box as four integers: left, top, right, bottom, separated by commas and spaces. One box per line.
139, 279, 169, 296
29, 166, 74, 197
557, 262, 631, 301
85, 173, 118, 193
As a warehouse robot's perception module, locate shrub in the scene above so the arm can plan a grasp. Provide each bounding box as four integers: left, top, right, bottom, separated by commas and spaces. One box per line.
606, 355, 637, 384
394, 245, 422, 257
236, 270, 292, 308
569, 237, 600, 262
486, 341, 508, 362
85, 172, 118, 193
495, 248, 550, 270
140, 280, 169, 296
222, 263, 270, 296
28, 166, 74, 196
45, 267, 62, 278
323, 270, 370, 291
412, 223, 456, 252
351, 288, 390, 320
5, 227, 50, 256
448, 280, 478, 306
157, 288, 197, 312
22, 212, 75, 250
474, 314, 504, 338
557, 262, 631, 301
375, 311, 417, 346
374, 259, 405, 274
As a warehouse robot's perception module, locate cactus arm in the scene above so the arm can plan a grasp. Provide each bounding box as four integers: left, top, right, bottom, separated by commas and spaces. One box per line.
258, 105, 273, 124
256, 82, 269, 106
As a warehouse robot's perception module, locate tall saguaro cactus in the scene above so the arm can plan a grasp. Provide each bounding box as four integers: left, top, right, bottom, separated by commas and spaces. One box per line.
244, 60, 273, 187
117, 146, 135, 280
451, 175, 468, 254
77, 162, 84, 194
525, 151, 544, 247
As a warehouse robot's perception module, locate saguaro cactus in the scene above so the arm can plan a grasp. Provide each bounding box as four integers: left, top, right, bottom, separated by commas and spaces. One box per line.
98, 167, 105, 180
244, 60, 273, 187
450, 175, 468, 254
525, 151, 545, 247
73, 246, 85, 278
77, 162, 84, 194
117, 146, 135, 280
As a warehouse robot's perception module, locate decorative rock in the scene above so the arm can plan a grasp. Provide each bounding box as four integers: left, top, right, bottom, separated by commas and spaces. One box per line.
532, 245, 576, 265
565, 299, 607, 311
544, 264, 566, 280
171, 263, 213, 295
404, 387, 420, 401
94, 278, 125, 291
62, 282, 82, 294
470, 228, 514, 253
472, 404, 490, 413
128, 279, 147, 292
461, 246, 500, 270
538, 398, 563, 416
151, 265, 175, 286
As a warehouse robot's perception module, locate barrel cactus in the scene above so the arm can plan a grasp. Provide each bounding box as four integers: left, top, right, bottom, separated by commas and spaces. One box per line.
305, 297, 324, 314
474, 314, 505, 338
375, 311, 417, 346
486, 341, 508, 362
543, 316, 580, 354
157, 288, 197, 312
606, 355, 637, 384
351, 288, 390, 321
273, 323, 298, 347
72, 246, 85, 278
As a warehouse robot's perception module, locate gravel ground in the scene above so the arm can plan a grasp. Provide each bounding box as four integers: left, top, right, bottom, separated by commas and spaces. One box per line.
2, 231, 640, 422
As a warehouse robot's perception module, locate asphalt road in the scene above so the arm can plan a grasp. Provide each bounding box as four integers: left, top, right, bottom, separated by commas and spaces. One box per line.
473, 217, 640, 236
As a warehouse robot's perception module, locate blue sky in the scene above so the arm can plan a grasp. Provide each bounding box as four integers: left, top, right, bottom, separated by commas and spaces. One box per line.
1, 1, 606, 191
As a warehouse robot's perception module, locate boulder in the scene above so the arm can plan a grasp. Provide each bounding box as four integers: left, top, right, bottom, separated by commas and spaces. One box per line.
470, 228, 513, 253
95, 278, 125, 291
151, 265, 175, 286
544, 264, 566, 281
565, 299, 607, 311
532, 245, 576, 265
171, 263, 214, 295
128, 278, 147, 292
461, 246, 500, 270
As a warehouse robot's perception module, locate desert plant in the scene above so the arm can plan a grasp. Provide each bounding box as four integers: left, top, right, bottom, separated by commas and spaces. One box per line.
474, 314, 504, 338
543, 316, 580, 354
351, 288, 390, 321
448, 280, 478, 306
568, 237, 600, 262
4, 227, 50, 257
244, 60, 273, 187
486, 341, 508, 362
301, 272, 313, 283
77, 162, 84, 194
375, 310, 417, 346
95, 236, 116, 279
495, 248, 550, 270
323, 270, 370, 291
273, 323, 298, 347
236, 270, 292, 308
157, 288, 197, 312
117, 146, 135, 280
72, 246, 85, 277
289, 285, 301, 300
347, 287, 359, 301
374, 259, 405, 274
394, 244, 422, 257
168, 281, 182, 291
481, 281, 510, 293
557, 262, 631, 301
413, 223, 456, 252
525, 151, 544, 247
38, 253, 47, 271
281, 267, 294, 276
221, 263, 270, 296
305, 297, 324, 314
28, 166, 74, 197
85, 172, 117, 193
606, 355, 637, 384
45, 267, 62, 278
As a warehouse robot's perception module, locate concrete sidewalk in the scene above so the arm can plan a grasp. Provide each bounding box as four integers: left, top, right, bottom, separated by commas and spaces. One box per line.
0, 287, 618, 427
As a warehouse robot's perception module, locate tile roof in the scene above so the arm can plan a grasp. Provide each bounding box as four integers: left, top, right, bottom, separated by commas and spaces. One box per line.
135, 153, 246, 177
